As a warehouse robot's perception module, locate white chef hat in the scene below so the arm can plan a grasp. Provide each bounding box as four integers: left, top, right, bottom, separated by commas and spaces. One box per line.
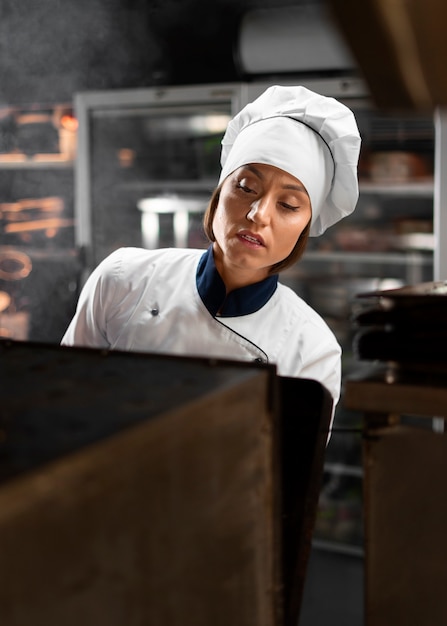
219, 85, 361, 236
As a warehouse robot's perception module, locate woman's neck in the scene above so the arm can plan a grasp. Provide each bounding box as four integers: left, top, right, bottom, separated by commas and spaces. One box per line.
212, 243, 269, 293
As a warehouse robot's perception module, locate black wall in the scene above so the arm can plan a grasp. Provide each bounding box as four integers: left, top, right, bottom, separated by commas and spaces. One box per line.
0, 0, 299, 105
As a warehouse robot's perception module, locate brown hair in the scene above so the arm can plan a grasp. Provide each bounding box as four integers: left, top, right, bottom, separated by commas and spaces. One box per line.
203, 184, 311, 275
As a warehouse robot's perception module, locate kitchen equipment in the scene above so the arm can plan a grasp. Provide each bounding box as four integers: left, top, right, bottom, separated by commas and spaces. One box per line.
0, 290, 10, 312
15, 112, 59, 156
0, 341, 332, 626
369, 151, 431, 182
137, 194, 208, 249
0, 250, 32, 281
0, 196, 72, 246
353, 280, 447, 370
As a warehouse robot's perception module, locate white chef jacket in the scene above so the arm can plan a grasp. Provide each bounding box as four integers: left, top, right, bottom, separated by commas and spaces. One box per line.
61, 246, 341, 406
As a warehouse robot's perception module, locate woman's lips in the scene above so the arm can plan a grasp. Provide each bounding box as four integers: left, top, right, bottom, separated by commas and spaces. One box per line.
237, 230, 265, 247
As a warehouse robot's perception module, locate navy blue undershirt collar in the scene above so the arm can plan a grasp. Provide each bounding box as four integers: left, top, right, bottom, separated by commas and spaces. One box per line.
196, 246, 278, 317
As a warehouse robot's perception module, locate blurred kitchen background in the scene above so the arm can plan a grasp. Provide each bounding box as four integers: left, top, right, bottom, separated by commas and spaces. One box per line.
0, 0, 440, 623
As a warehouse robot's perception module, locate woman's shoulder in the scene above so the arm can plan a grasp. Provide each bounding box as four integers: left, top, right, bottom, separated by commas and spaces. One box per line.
104, 246, 205, 262
99, 246, 205, 274
275, 281, 336, 335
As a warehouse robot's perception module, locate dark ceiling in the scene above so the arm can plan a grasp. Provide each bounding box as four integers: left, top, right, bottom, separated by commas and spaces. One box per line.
0, 0, 322, 104
145, 0, 309, 84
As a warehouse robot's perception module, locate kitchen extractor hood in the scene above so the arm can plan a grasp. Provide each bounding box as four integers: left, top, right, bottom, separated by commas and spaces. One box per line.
235, 4, 356, 76
329, 0, 447, 110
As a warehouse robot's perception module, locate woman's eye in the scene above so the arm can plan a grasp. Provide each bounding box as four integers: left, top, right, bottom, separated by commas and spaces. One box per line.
236, 179, 255, 194
237, 182, 253, 193
280, 202, 300, 211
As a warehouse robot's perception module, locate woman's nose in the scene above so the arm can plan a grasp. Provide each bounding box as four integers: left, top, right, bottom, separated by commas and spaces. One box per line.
246, 198, 271, 225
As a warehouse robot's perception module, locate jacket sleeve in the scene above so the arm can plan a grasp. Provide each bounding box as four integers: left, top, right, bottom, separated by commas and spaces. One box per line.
296, 338, 342, 409
61, 249, 123, 348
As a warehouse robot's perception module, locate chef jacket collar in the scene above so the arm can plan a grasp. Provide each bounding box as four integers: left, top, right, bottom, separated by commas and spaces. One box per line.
196, 246, 278, 317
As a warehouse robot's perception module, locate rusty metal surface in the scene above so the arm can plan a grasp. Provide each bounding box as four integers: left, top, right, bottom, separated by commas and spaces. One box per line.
0, 339, 332, 626
0, 350, 280, 626
0, 339, 274, 483
364, 424, 447, 626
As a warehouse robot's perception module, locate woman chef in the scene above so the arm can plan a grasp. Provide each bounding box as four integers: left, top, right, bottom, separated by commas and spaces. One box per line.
62, 85, 361, 410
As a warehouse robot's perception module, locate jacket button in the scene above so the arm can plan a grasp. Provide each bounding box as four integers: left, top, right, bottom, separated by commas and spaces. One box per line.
150, 307, 159, 316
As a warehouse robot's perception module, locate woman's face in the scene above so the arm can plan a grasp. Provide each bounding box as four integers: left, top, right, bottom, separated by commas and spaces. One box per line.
212, 163, 312, 290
